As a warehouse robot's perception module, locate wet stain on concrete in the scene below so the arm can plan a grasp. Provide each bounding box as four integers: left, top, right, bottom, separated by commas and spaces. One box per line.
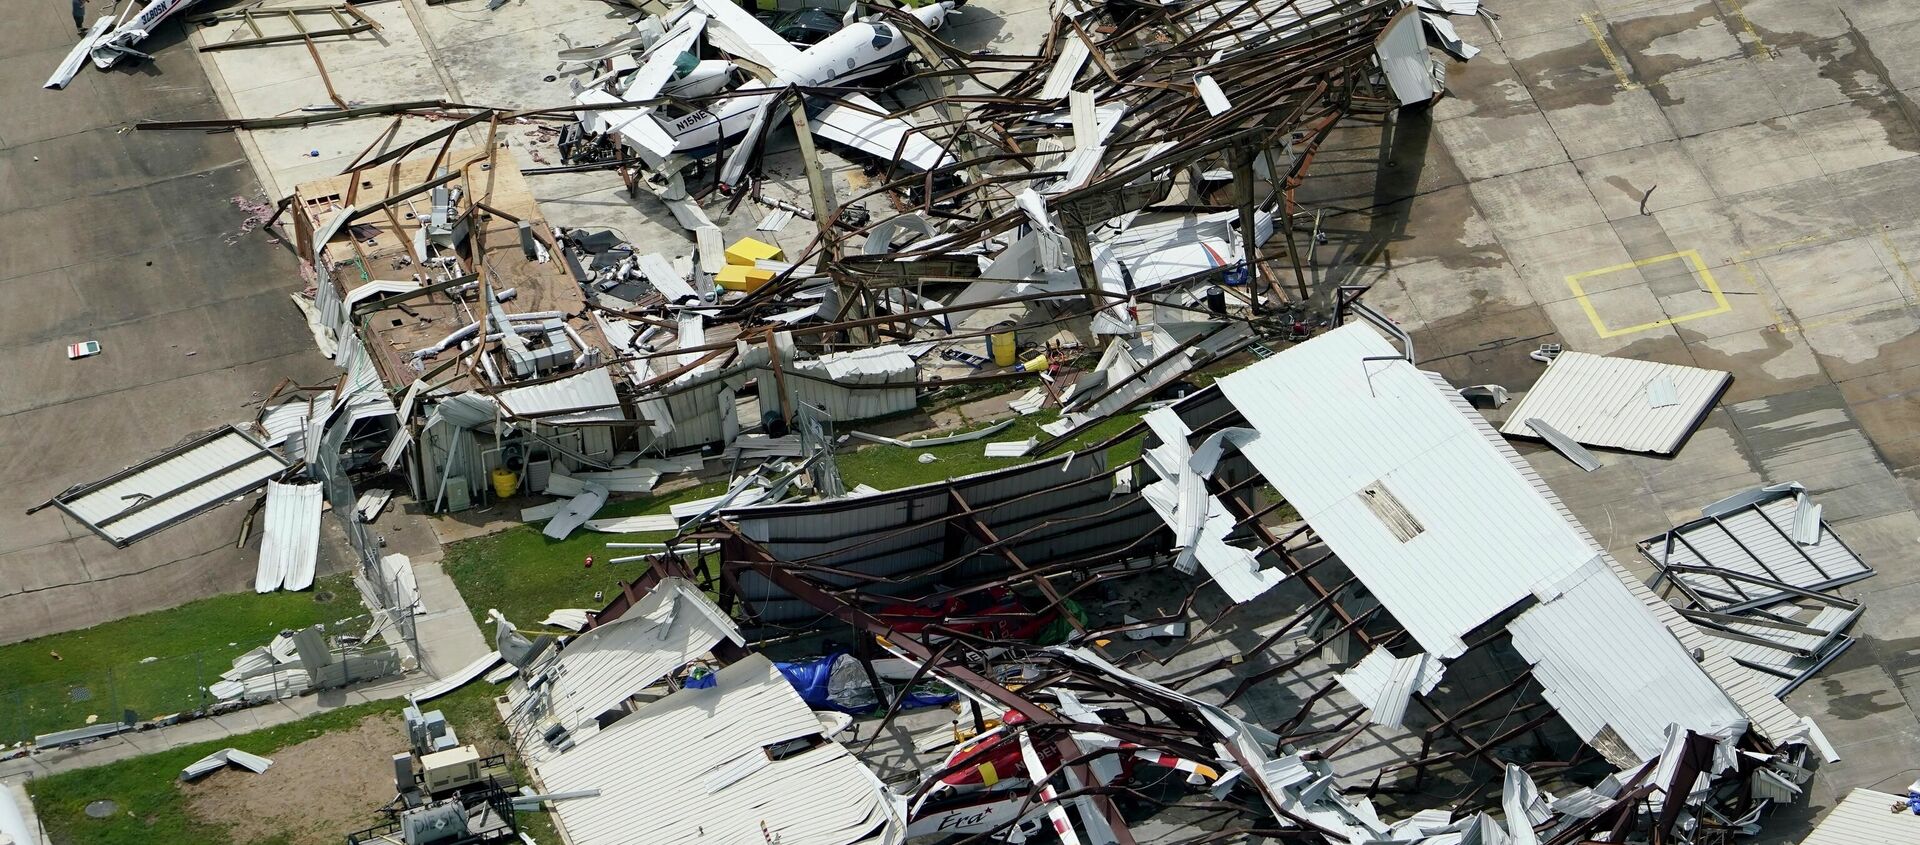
1603, 174, 1650, 205
1508, 36, 1631, 110
1677, 325, 1826, 405
1860, 635, 1920, 676
1339, 112, 1511, 275
1815, 676, 1904, 719
1610, 2, 1727, 90
1734, 12, 1920, 155
1410, 304, 1558, 392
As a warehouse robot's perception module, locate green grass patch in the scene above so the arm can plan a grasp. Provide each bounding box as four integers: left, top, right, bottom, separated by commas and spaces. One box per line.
30, 698, 390, 845
0, 575, 357, 743
443, 483, 729, 631
28, 683, 555, 845
836, 410, 1145, 490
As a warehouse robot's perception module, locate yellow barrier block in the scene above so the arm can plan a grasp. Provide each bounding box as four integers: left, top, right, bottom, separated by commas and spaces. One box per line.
725, 237, 784, 266
716, 264, 776, 291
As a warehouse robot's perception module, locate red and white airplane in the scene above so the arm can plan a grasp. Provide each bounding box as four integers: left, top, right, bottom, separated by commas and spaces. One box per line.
575, 0, 958, 186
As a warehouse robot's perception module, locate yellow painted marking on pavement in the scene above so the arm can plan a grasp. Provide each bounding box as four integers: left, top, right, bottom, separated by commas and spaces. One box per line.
1580, 13, 1641, 91
1722, 0, 1772, 59
1879, 230, 1918, 308
1733, 259, 1791, 332
1565, 250, 1729, 338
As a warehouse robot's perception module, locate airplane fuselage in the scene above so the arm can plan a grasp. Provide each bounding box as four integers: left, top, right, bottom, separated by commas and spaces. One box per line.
664, 4, 952, 155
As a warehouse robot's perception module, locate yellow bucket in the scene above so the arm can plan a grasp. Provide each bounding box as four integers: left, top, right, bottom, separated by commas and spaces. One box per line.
490, 467, 520, 498
989, 328, 1018, 367
1020, 354, 1049, 373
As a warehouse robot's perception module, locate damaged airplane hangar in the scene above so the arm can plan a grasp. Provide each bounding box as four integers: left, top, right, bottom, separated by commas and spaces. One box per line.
23, 0, 1873, 842
519, 322, 1835, 845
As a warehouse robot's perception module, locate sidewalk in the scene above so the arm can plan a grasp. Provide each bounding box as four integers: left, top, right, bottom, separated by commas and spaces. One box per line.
0, 561, 488, 782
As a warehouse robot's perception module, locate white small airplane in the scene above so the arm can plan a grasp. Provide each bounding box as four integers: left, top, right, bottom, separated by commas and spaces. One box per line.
575, 0, 959, 187
46, 0, 199, 89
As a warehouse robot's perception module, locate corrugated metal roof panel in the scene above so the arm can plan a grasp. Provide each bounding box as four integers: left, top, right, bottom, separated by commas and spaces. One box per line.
1506, 559, 1747, 763
534, 655, 897, 845
1334, 647, 1442, 728
510, 578, 741, 744
497, 368, 625, 425
1498, 352, 1729, 454
1212, 325, 1757, 764
259, 395, 332, 446
257, 481, 323, 592
1798, 789, 1920, 845
1647, 492, 1872, 611
55, 426, 287, 547
1215, 325, 1597, 659
1435, 372, 1806, 746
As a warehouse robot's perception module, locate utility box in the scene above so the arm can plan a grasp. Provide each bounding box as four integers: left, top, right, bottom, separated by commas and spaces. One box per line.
420, 745, 484, 796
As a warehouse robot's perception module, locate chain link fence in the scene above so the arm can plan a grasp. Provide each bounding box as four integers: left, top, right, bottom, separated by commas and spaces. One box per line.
316, 331, 420, 657
0, 651, 213, 745
0, 614, 390, 746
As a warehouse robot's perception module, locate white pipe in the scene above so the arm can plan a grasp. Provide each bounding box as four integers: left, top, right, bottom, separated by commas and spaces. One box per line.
414, 311, 565, 358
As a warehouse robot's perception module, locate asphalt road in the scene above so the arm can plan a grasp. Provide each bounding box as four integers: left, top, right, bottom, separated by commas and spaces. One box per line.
0, 1, 335, 644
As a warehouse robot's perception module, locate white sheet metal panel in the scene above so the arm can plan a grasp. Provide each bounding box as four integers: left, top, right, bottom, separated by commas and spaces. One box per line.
585, 513, 680, 533
543, 484, 609, 541
1334, 647, 1442, 728
535, 655, 897, 845
1506, 559, 1746, 763
1194, 74, 1232, 116
497, 369, 625, 425
1376, 5, 1439, 106
410, 652, 503, 703
55, 426, 288, 547
1140, 479, 1285, 602
511, 578, 741, 742
258, 481, 323, 592
792, 345, 919, 421
1040, 35, 1091, 100
1420, 10, 1480, 61
1435, 373, 1805, 746
1499, 352, 1730, 454
1792, 493, 1822, 545
1798, 789, 1920, 845
259, 396, 332, 446
1708, 605, 1853, 687
637, 252, 696, 303
1215, 325, 1599, 659
181, 749, 234, 781
1651, 494, 1871, 607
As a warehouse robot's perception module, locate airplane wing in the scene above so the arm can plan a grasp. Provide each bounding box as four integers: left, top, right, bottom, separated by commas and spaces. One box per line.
809, 93, 953, 172
619, 12, 708, 100
46, 17, 113, 89
686, 0, 805, 74
575, 89, 678, 164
